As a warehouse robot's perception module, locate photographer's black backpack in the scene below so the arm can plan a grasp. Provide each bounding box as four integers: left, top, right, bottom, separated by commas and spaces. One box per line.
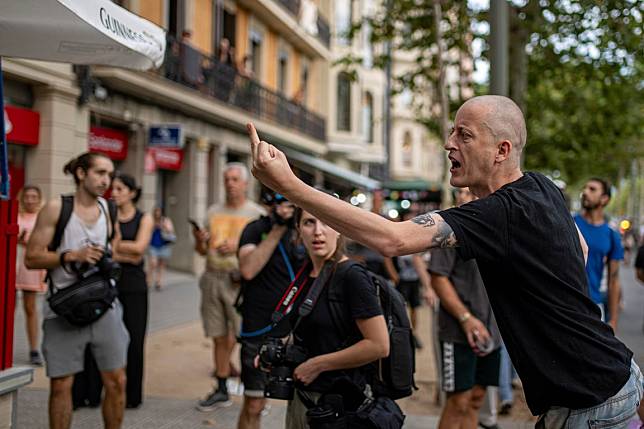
328, 261, 417, 400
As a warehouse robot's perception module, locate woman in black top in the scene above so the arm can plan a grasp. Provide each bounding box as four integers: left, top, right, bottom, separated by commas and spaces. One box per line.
285, 207, 389, 429
112, 173, 154, 408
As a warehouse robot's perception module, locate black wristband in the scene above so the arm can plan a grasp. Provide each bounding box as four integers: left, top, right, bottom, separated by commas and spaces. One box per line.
59, 250, 71, 271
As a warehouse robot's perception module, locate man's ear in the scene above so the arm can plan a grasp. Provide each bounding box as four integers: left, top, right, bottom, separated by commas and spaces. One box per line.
600, 194, 610, 207
76, 166, 87, 181
495, 140, 513, 162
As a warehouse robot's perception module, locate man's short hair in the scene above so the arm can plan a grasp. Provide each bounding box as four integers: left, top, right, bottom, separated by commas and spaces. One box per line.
224, 162, 249, 182
589, 177, 612, 199
464, 95, 527, 158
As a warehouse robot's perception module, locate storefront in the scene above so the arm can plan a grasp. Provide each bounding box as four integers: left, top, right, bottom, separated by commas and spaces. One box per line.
88, 124, 129, 165
4, 105, 40, 200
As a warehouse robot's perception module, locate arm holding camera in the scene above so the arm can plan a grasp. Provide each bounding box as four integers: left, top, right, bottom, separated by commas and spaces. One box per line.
26, 198, 105, 269
293, 315, 389, 385
239, 223, 288, 281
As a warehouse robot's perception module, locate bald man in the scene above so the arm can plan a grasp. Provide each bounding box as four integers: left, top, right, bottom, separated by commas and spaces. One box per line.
247, 95, 641, 427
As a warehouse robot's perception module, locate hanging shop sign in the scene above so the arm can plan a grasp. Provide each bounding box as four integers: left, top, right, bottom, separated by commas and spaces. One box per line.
148, 124, 183, 148
88, 126, 128, 160
4, 106, 40, 146
146, 147, 183, 171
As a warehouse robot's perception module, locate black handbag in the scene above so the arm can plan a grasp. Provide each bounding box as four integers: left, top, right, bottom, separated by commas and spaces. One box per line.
47, 198, 119, 326
48, 272, 118, 326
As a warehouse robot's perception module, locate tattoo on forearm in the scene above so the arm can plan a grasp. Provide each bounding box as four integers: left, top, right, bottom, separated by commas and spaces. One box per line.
411, 213, 457, 249
411, 213, 436, 228
431, 221, 457, 248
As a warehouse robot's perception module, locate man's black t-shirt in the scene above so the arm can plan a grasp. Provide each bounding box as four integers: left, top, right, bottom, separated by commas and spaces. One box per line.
238, 216, 303, 338
294, 261, 382, 393
440, 172, 632, 415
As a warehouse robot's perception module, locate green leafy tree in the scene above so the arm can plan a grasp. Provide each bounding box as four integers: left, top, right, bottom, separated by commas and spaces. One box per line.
349, 0, 643, 186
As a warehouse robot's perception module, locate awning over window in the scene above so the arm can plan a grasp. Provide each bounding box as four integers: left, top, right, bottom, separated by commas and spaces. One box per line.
282, 148, 381, 191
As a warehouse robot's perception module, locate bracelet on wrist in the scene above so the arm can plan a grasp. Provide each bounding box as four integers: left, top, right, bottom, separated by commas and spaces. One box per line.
459, 311, 471, 324
59, 250, 72, 272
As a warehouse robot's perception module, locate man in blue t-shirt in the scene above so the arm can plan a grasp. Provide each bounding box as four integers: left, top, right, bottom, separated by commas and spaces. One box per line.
574, 178, 624, 329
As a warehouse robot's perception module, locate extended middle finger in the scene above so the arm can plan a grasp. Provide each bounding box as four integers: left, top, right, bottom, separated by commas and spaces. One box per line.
247, 123, 260, 160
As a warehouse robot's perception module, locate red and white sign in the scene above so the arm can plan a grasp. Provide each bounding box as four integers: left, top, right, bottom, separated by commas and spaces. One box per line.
88, 126, 128, 160
4, 105, 40, 146
147, 147, 184, 171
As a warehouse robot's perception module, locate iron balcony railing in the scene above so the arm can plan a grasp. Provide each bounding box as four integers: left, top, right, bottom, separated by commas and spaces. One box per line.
161, 38, 326, 142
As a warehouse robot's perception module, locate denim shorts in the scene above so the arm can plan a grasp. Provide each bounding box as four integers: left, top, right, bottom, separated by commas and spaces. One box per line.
536, 359, 643, 429
149, 245, 172, 260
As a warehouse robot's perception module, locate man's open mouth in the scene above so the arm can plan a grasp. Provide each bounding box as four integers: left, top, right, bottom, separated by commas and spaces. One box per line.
449, 158, 462, 171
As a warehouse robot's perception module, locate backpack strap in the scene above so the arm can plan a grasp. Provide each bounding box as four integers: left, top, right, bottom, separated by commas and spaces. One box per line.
48, 195, 74, 251
327, 260, 363, 345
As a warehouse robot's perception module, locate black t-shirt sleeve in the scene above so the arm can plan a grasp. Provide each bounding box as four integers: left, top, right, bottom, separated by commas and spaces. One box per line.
344, 265, 383, 320
427, 248, 456, 277
239, 217, 268, 248
636, 245, 644, 270
439, 196, 509, 261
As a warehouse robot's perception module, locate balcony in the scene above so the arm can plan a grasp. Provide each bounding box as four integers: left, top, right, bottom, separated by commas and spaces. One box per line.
275, 0, 330, 48
161, 39, 325, 142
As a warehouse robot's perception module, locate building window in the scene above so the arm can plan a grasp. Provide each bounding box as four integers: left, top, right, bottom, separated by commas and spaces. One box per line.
278, 51, 288, 94
335, 0, 353, 46
402, 131, 413, 168
362, 91, 374, 143
167, 0, 185, 38
299, 65, 309, 103
362, 22, 373, 68
250, 32, 262, 78
337, 73, 352, 131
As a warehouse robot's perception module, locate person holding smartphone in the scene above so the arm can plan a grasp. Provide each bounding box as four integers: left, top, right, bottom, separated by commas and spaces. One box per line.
428, 188, 501, 429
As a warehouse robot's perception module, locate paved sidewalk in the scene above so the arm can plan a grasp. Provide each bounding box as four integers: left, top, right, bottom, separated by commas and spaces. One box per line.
17, 388, 540, 429
12, 269, 546, 428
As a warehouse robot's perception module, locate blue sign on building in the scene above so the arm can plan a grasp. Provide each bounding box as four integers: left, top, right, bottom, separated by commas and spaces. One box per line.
148, 124, 183, 148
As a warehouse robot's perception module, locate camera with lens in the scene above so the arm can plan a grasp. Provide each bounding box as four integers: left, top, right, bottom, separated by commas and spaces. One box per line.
96, 249, 122, 281
79, 248, 122, 282
259, 338, 308, 400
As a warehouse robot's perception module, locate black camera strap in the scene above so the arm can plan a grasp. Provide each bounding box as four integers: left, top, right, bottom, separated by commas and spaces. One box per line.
290, 261, 335, 334
239, 260, 311, 338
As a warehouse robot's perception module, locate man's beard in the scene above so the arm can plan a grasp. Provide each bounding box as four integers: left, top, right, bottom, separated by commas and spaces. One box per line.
581, 198, 601, 211
83, 183, 103, 198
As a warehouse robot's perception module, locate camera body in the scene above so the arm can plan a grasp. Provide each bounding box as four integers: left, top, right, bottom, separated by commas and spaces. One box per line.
96, 249, 122, 281
259, 338, 307, 400
79, 248, 122, 282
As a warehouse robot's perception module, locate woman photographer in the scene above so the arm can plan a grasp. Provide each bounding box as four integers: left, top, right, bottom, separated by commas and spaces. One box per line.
111, 173, 154, 408
285, 206, 389, 429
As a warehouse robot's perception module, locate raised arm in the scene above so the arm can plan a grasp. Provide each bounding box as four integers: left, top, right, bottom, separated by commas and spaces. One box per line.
238, 225, 287, 281
247, 123, 457, 256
